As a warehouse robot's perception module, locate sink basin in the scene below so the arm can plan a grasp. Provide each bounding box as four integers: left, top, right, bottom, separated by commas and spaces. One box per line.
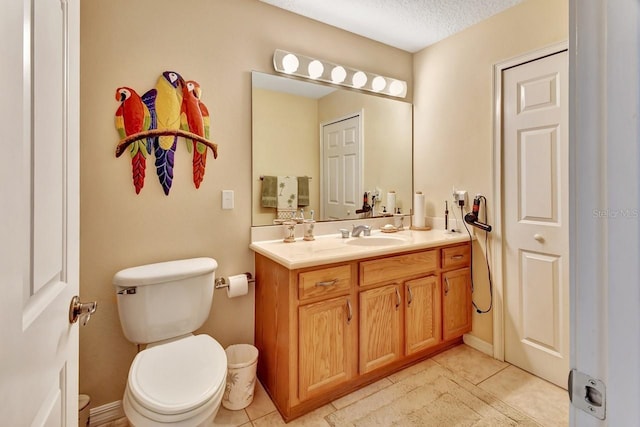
346, 236, 407, 247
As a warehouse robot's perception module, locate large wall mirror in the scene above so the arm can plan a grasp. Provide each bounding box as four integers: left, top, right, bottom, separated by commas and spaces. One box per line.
252, 71, 413, 226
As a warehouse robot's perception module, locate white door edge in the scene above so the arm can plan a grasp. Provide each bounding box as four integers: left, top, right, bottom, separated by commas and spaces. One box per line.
569, 1, 640, 425
491, 41, 569, 363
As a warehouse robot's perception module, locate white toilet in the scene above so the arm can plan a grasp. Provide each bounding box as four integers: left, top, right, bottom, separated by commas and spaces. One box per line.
113, 257, 227, 427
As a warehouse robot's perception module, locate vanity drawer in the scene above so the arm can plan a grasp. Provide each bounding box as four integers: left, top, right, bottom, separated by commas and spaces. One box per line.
442, 244, 471, 269
298, 264, 352, 301
360, 250, 437, 287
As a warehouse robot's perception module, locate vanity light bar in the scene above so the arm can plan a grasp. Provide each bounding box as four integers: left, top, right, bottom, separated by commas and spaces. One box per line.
272, 49, 407, 98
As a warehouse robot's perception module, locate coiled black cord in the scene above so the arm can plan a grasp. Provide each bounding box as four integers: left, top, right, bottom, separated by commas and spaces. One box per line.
461, 196, 493, 314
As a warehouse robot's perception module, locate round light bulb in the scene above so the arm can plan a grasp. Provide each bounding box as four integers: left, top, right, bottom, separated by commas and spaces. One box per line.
282, 53, 299, 74
331, 66, 346, 83
372, 76, 386, 92
352, 71, 367, 88
389, 80, 405, 96
308, 60, 324, 79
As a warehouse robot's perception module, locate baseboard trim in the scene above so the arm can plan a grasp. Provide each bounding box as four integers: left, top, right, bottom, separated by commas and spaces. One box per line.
463, 334, 494, 357
89, 400, 124, 427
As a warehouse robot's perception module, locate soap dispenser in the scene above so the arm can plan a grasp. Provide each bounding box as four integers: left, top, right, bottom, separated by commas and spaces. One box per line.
394, 208, 404, 230
303, 210, 315, 241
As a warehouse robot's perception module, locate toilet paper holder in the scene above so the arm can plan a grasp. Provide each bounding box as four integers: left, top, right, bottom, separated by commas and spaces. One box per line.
214, 272, 255, 289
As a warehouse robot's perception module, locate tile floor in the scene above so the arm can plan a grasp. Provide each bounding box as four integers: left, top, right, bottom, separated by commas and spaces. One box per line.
98, 344, 568, 427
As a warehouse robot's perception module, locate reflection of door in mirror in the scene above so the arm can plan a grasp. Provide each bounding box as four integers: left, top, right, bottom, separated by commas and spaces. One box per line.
322, 114, 362, 220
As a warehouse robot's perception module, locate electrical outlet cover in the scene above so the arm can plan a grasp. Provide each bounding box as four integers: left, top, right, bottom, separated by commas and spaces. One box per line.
455, 190, 467, 206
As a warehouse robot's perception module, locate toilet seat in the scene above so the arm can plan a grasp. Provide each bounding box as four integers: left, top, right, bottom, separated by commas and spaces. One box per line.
126, 334, 226, 423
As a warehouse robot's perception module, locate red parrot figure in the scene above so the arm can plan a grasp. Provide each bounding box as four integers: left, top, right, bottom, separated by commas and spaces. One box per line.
114, 87, 151, 194
180, 80, 211, 188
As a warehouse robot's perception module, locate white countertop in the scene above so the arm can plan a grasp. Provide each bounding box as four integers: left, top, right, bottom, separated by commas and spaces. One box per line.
250, 228, 471, 269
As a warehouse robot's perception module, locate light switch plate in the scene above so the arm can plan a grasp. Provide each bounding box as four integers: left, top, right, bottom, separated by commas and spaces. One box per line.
222, 190, 234, 210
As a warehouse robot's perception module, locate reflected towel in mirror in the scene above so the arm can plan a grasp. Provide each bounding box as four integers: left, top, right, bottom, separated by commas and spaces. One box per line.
260, 176, 277, 208
262, 175, 309, 210
297, 176, 309, 207
277, 176, 297, 209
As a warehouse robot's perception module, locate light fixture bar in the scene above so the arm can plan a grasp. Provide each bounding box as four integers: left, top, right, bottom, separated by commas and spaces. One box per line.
272, 49, 407, 98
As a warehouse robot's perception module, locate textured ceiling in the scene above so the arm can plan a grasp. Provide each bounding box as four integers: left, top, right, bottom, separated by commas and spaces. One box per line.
259, 0, 524, 53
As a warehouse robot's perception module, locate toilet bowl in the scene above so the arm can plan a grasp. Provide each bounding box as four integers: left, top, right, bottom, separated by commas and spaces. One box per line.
122, 335, 226, 427
113, 258, 227, 427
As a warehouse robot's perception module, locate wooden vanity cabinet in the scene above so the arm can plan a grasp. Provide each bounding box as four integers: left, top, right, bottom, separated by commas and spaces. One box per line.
254, 241, 471, 422
405, 274, 442, 355
441, 245, 472, 340
297, 264, 357, 399
358, 276, 442, 373
254, 254, 358, 420
298, 295, 356, 400
442, 268, 472, 340
358, 250, 439, 373
359, 283, 402, 373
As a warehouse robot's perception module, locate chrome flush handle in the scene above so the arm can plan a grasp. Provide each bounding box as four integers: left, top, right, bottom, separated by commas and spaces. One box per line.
69, 296, 97, 326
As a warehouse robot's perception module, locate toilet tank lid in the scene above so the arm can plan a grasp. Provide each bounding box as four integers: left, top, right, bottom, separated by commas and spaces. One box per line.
113, 257, 218, 287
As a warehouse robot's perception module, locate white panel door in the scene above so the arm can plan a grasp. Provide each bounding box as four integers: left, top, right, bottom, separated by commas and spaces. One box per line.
321, 115, 362, 220
0, 0, 80, 425
503, 51, 569, 388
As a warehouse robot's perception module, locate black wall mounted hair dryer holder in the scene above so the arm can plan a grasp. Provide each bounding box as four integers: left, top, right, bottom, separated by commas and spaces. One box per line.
464, 195, 492, 232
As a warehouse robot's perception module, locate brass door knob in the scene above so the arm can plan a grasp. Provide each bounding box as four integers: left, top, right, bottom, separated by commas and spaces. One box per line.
69, 296, 97, 326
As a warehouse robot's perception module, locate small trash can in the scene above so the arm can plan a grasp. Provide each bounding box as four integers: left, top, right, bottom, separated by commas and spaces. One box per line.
222, 344, 259, 410
78, 394, 90, 427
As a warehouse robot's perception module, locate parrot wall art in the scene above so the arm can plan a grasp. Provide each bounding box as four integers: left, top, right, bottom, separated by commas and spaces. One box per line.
181, 80, 210, 189
114, 87, 152, 194
114, 71, 218, 195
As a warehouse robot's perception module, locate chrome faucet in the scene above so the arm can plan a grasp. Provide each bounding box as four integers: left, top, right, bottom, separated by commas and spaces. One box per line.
352, 224, 371, 237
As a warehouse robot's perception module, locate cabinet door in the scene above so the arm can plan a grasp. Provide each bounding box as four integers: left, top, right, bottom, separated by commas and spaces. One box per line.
442, 268, 472, 340
405, 275, 441, 355
359, 284, 402, 373
299, 296, 355, 400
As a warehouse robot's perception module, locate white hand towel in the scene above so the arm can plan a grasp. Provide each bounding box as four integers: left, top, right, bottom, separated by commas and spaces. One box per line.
277, 176, 298, 209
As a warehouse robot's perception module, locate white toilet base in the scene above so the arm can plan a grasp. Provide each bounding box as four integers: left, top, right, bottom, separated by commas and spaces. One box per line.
123, 377, 225, 427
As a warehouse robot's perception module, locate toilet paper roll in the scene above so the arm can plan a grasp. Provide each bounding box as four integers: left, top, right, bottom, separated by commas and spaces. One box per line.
413, 191, 426, 228
387, 191, 396, 215
226, 274, 249, 298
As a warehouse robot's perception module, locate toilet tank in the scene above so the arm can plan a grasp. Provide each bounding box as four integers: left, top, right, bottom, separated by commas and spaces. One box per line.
113, 257, 218, 344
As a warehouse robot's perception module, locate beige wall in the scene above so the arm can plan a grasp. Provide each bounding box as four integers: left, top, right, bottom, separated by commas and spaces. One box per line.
413, 0, 568, 343
252, 88, 320, 225
80, 0, 412, 408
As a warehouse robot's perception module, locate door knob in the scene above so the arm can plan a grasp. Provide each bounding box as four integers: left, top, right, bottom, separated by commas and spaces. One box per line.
534, 233, 545, 243
69, 296, 97, 326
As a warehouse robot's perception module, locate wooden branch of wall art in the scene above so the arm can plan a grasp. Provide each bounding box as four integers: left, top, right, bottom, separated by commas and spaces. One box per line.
115, 129, 218, 158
